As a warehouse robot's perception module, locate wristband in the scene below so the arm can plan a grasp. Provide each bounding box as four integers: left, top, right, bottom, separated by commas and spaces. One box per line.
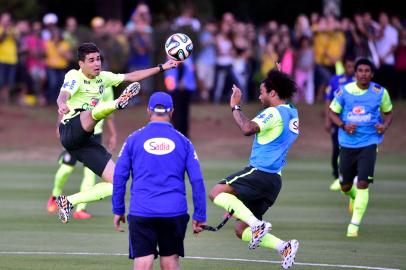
158, 64, 164, 72
231, 104, 241, 112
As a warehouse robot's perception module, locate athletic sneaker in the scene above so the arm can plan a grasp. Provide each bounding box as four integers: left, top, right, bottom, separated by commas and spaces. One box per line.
47, 196, 58, 214
329, 178, 341, 191
248, 221, 272, 249
115, 82, 141, 109
346, 223, 359, 237
56, 195, 73, 223
281, 239, 299, 269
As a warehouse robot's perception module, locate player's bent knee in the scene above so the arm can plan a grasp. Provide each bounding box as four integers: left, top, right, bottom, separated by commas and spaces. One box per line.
209, 183, 233, 201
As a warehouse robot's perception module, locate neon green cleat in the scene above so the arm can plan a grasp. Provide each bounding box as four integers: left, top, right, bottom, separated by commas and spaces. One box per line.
329, 178, 341, 191
348, 197, 354, 214
346, 223, 359, 237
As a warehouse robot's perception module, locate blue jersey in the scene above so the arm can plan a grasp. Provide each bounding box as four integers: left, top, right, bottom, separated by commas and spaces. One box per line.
325, 74, 355, 102
330, 82, 393, 148
112, 122, 206, 221
250, 104, 299, 173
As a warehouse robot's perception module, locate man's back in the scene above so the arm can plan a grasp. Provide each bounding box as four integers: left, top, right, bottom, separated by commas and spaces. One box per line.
113, 121, 205, 219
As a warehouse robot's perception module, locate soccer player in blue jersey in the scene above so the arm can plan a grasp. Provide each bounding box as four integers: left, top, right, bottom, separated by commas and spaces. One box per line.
324, 55, 355, 191
329, 58, 393, 237
112, 92, 206, 270
209, 69, 300, 269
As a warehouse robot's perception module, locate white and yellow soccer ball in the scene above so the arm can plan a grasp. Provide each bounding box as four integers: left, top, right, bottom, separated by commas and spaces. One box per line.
164, 33, 193, 61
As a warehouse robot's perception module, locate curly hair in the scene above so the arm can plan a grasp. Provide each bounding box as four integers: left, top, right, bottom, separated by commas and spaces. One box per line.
262, 69, 298, 100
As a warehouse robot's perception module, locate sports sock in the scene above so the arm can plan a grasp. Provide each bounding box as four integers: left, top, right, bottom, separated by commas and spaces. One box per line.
67, 182, 112, 206
91, 100, 116, 121
75, 167, 97, 211
52, 164, 74, 196
242, 227, 285, 252
344, 185, 357, 199
351, 188, 369, 225
213, 193, 259, 226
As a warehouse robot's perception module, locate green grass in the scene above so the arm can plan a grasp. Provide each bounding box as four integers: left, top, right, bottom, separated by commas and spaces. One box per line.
0, 157, 405, 270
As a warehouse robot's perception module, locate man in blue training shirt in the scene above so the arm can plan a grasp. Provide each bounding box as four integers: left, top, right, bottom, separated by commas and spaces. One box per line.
209, 69, 300, 270
112, 91, 206, 270
324, 55, 355, 191
329, 58, 393, 237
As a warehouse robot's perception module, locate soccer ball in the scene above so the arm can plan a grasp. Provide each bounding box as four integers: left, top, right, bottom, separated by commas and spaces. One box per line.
165, 33, 193, 61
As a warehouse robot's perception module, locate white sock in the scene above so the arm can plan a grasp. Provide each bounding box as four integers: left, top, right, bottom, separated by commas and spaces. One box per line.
276, 240, 286, 253
247, 215, 261, 227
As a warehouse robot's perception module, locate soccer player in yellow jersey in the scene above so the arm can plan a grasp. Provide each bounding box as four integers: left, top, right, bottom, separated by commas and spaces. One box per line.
47, 86, 117, 219
55, 42, 178, 223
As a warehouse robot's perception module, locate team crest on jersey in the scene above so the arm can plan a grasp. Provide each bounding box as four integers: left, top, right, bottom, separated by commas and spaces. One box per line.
373, 84, 382, 93
99, 85, 104, 94
335, 88, 343, 97
289, 118, 299, 134
144, 138, 176, 155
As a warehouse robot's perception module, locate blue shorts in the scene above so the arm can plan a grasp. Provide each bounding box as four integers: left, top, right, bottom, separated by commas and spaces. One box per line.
127, 214, 189, 259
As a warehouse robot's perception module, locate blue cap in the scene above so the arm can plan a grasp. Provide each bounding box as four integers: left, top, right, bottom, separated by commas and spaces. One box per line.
148, 91, 173, 113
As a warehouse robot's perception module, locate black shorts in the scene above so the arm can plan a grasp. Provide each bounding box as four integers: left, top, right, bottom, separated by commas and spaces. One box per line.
59, 115, 111, 177
127, 214, 190, 259
219, 166, 282, 220
339, 144, 377, 184
58, 134, 103, 166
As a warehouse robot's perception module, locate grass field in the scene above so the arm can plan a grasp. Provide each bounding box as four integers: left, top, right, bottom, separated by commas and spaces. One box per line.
0, 156, 405, 270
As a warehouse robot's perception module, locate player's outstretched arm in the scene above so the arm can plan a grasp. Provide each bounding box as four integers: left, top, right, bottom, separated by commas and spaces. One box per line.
123, 59, 179, 82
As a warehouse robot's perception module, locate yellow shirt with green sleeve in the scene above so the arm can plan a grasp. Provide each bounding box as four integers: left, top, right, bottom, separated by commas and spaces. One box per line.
60, 69, 124, 123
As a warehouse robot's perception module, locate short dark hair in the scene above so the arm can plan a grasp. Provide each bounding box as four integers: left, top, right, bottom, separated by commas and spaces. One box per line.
355, 58, 375, 73
262, 69, 298, 100
77, 42, 100, 61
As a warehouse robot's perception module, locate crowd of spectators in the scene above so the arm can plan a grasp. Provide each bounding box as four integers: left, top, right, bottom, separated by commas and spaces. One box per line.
1, 4, 406, 107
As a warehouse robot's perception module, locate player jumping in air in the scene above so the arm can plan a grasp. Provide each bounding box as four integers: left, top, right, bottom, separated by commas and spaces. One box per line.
55, 42, 178, 223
